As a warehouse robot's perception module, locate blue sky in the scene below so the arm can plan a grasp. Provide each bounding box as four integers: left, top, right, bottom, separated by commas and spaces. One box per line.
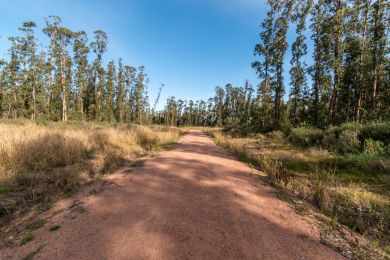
0, 0, 311, 108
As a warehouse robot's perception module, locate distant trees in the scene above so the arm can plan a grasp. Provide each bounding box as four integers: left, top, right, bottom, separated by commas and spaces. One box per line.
0, 17, 151, 124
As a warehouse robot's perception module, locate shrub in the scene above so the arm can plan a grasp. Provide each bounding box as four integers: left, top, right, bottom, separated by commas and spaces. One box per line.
258, 154, 292, 186
288, 127, 324, 147
323, 131, 338, 151
337, 129, 360, 154
364, 139, 386, 155
360, 122, 390, 146
267, 130, 285, 141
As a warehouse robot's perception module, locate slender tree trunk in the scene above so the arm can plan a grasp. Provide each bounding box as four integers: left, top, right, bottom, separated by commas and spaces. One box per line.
371, 67, 378, 114
79, 80, 84, 120
274, 62, 283, 128
61, 56, 67, 122
32, 83, 36, 120
329, 35, 340, 125
355, 2, 369, 122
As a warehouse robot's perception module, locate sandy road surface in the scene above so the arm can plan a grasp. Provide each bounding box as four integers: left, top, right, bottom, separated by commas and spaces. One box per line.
1, 130, 343, 259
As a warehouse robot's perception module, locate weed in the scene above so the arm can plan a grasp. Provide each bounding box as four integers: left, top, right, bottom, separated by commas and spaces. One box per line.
23, 246, 43, 260
49, 225, 61, 232
20, 232, 34, 246
26, 219, 46, 231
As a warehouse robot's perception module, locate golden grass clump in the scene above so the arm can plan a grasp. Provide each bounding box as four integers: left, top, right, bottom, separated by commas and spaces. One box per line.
0, 122, 182, 197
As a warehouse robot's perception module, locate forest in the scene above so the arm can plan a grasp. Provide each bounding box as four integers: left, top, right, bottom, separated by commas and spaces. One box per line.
0, 1, 389, 130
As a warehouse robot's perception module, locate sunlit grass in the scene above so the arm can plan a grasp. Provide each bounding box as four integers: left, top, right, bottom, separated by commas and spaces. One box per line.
0, 121, 182, 195
209, 129, 390, 250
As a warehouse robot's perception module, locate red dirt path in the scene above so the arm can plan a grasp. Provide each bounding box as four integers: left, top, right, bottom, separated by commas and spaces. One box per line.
1, 130, 344, 259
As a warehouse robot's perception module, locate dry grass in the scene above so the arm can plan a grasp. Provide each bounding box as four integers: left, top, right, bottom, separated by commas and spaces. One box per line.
0, 121, 183, 210
209, 129, 390, 254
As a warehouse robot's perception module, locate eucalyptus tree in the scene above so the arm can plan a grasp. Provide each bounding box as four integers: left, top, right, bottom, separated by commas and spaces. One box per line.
369, 0, 389, 118
73, 31, 89, 119
0, 59, 6, 114
214, 86, 225, 126
105, 60, 116, 121
17, 22, 39, 119
271, 0, 294, 128
4, 37, 22, 118
124, 65, 136, 122
116, 58, 125, 122
252, 0, 275, 128
309, 2, 332, 127
323, 0, 347, 125
55, 27, 73, 121
289, 0, 312, 126
90, 30, 108, 121
42, 16, 62, 118
134, 66, 147, 124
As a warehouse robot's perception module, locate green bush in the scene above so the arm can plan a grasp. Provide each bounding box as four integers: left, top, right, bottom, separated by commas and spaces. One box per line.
364, 139, 386, 155
338, 129, 361, 154
288, 127, 324, 147
360, 122, 390, 146
323, 131, 338, 151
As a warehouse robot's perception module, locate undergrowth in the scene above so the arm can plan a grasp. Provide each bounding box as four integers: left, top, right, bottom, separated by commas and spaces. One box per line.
209, 129, 390, 257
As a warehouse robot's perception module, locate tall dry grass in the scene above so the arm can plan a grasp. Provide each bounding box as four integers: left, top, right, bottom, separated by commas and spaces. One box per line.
0, 121, 182, 199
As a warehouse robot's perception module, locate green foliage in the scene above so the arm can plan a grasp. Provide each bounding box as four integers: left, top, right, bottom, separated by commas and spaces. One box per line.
364, 139, 386, 155
26, 219, 46, 231
20, 232, 34, 246
288, 127, 323, 147
337, 129, 361, 154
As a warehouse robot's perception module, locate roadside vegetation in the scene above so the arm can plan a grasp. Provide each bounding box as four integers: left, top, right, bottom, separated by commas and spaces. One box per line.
0, 120, 183, 218
208, 122, 390, 257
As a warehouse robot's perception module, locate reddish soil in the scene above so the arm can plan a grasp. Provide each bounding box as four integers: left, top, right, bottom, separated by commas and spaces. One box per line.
1, 130, 344, 259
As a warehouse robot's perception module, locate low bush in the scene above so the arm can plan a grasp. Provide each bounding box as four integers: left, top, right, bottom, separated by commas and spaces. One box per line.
364, 139, 386, 155
322, 131, 338, 151
337, 129, 361, 154
258, 154, 292, 186
360, 122, 390, 146
288, 127, 324, 147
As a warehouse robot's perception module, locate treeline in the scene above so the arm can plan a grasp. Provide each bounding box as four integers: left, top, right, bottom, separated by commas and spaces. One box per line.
252, 0, 389, 129
0, 16, 151, 123
160, 0, 389, 130
1, 1, 389, 130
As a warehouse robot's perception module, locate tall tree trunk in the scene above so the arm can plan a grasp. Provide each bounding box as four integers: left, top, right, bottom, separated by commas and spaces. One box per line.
32, 83, 36, 120
329, 33, 341, 125
61, 56, 67, 122
274, 62, 283, 128
355, 1, 370, 122
79, 81, 84, 120
371, 67, 378, 114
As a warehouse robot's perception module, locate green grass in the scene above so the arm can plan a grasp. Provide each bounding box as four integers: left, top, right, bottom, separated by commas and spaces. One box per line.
23, 246, 43, 260
26, 219, 46, 231
210, 129, 390, 254
19, 232, 34, 246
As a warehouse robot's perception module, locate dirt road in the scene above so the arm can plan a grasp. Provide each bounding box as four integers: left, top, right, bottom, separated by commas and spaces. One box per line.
1, 130, 343, 259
